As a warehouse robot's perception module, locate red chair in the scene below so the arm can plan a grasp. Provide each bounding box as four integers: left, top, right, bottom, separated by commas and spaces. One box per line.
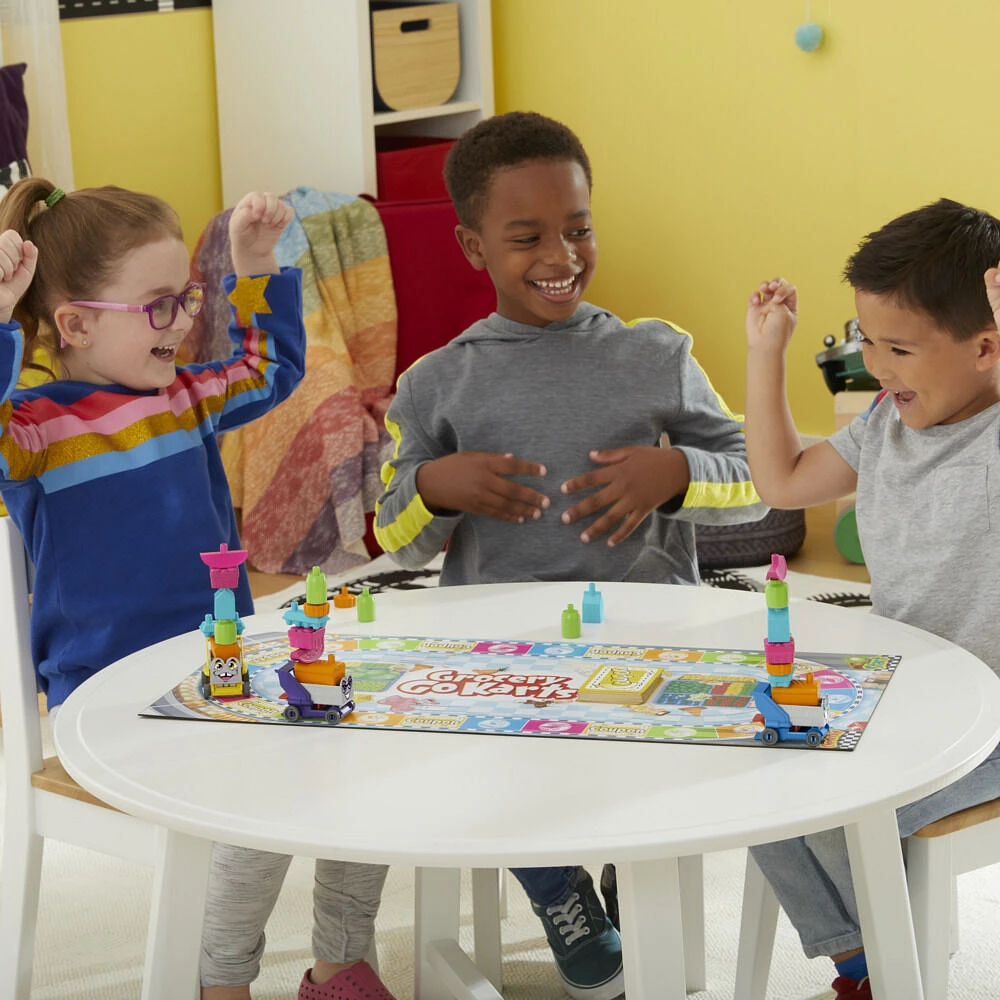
360, 194, 495, 554
369, 194, 495, 381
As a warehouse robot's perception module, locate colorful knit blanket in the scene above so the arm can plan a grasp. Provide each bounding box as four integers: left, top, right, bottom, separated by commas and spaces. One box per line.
185, 188, 396, 575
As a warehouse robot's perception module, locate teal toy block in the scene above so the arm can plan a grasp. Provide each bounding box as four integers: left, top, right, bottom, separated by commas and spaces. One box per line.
767, 606, 791, 643
214, 587, 238, 624
581, 582, 604, 623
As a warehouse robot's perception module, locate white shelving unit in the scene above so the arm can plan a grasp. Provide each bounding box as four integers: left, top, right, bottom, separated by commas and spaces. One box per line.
211, 0, 494, 205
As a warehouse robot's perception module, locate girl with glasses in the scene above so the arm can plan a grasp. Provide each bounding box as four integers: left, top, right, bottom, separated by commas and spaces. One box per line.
0, 180, 397, 1000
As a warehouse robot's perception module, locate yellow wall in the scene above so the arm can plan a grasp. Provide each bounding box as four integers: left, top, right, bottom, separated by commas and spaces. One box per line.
492, 1, 1000, 434
60, 9, 221, 252
57, 3, 1000, 433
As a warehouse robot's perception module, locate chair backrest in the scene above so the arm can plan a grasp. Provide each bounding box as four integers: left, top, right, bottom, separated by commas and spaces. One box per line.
0, 514, 43, 793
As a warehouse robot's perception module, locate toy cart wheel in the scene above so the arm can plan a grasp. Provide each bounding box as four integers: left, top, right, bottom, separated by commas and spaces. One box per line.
283, 705, 301, 721
806, 729, 824, 747
242, 680, 251, 697
761, 727, 780, 746
200, 675, 211, 699
324, 707, 343, 724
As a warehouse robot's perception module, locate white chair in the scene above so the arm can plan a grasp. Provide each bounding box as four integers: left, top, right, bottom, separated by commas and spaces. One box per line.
734, 802, 1000, 1000
0, 515, 199, 999
906, 798, 1000, 1000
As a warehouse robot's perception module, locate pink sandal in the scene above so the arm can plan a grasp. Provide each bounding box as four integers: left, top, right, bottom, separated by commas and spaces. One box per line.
297, 961, 398, 1000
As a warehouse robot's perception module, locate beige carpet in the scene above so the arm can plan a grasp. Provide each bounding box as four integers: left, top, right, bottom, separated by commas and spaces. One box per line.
16, 828, 1000, 1000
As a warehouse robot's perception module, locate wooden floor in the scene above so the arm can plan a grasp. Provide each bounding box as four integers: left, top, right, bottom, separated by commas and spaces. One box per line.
247, 504, 869, 599
248, 566, 305, 599
785, 503, 870, 584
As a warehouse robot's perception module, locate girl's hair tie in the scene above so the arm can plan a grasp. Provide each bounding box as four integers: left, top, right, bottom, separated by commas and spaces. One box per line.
44, 188, 66, 208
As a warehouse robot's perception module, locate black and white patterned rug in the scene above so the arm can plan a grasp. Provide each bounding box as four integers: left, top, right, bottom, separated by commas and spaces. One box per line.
255, 553, 871, 613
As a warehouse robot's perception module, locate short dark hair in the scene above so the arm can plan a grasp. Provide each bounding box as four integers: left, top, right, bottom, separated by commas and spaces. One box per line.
444, 111, 593, 230
844, 198, 1000, 340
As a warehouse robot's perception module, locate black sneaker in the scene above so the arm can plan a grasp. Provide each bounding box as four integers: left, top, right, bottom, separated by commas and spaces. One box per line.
529, 868, 625, 1000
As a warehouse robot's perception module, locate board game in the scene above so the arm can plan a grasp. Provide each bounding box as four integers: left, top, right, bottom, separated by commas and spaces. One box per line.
143, 630, 899, 750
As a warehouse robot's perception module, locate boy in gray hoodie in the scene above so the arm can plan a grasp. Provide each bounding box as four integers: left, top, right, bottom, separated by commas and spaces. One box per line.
375, 110, 765, 1000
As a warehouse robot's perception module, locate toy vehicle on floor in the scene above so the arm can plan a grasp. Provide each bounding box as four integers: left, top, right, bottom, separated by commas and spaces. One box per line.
752, 681, 830, 747
277, 654, 356, 723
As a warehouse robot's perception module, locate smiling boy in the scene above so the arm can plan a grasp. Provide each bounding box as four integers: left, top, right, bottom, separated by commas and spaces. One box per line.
743, 197, 1000, 999
375, 111, 765, 1000
375, 111, 763, 583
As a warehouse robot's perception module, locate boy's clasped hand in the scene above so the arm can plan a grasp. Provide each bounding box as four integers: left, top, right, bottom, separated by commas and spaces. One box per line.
416, 443, 690, 547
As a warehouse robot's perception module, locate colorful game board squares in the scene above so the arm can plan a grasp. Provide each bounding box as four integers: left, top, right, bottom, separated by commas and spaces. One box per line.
642, 647, 702, 662
358, 636, 422, 650
414, 638, 477, 653
324, 637, 360, 652
583, 644, 646, 659
404, 714, 467, 731
583, 721, 651, 739
342, 711, 406, 726
459, 716, 530, 733
521, 719, 590, 736
472, 641, 534, 655
531, 642, 582, 657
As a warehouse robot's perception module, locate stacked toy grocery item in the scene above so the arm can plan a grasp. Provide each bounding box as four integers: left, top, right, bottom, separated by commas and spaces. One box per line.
199, 544, 250, 699
276, 566, 356, 723
752, 554, 830, 747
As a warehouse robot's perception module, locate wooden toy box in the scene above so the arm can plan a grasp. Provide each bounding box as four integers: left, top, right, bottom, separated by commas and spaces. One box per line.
371, 2, 461, 111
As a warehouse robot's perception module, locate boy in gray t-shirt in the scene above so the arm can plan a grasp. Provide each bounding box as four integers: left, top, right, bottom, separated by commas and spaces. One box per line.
744, 198, 1000, 1000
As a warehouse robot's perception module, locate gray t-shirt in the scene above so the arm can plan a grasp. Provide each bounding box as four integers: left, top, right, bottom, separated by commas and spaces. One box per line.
829, 392, 1000, 675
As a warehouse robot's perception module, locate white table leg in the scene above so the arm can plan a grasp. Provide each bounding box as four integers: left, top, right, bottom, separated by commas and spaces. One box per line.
615, 858, 687, 1000
141, 828, 212, 1000
734, 851, 779, 1000
678, 854, 706, 992
845, 810, 925, 1000
470, 868, 503, 990
414, 867, 462, 1000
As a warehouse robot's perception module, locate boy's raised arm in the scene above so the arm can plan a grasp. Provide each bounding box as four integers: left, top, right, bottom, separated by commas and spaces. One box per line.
745, 278, 858, 508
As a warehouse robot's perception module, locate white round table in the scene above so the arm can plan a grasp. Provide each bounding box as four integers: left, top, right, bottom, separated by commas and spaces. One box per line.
54, 581, 1000, 1000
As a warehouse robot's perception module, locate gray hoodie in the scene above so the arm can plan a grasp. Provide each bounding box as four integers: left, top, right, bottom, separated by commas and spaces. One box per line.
375, 303, 765, 586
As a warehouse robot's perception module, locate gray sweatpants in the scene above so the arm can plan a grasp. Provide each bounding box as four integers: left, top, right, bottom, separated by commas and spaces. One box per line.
200, 843, 389, 987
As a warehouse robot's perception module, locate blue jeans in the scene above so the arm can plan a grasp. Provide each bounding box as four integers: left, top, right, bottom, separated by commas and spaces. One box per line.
750, 740, 1000, 958
510, 865, 581, 906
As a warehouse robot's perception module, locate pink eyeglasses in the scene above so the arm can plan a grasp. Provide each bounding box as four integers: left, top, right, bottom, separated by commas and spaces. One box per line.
69, 281, 207, 331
